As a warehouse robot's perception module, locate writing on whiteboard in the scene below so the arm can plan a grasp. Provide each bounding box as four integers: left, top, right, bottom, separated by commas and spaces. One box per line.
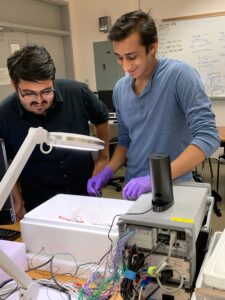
157, 17, 225, 97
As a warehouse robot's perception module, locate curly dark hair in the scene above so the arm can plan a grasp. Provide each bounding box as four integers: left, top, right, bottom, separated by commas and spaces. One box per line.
7, 44, 56, 85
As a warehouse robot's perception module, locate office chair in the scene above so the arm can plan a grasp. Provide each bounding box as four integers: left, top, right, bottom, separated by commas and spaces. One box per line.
216, 153, 225, 192
194, 158, 214, 183
107, 138, 125, 192
193, 157, 222, 217
201, 157, 214, 180
0, 139, 16, 224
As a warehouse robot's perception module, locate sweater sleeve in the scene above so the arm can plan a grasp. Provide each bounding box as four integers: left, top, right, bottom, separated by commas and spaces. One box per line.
174, 62, 220, 157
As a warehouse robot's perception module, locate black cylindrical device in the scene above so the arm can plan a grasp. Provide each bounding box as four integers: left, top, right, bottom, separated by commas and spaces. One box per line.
149, 153, 174, 212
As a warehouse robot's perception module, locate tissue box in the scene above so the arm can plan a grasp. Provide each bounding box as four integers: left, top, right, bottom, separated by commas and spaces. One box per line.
0, 240, 27, 282
20, 194, 132, 277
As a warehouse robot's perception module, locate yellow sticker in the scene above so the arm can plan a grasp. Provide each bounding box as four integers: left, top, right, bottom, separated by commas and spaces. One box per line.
171, 217, 194, 223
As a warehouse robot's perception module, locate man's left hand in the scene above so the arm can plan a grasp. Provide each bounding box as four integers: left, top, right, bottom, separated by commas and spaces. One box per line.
123, 175, 152, 200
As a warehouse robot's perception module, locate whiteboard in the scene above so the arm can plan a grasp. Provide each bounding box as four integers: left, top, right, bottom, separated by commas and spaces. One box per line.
157, 16, 225, 97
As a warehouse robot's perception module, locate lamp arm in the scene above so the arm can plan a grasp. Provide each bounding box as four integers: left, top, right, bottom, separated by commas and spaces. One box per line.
0, 249, 39, 299
0, 127, 48, 211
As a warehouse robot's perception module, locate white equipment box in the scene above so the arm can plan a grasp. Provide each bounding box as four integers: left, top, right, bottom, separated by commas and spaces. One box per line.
20, 194, 133, 277
118, 183, 213, 290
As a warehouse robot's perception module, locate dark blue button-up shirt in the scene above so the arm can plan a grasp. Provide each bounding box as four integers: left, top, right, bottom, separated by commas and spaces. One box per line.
0, 79, 109, 211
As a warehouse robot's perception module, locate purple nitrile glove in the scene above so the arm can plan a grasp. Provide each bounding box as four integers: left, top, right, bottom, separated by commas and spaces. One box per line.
87, 166, 113, 196
122, 175, 152, 200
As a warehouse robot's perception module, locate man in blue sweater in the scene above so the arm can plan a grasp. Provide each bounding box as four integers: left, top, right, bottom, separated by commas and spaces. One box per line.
87, 10, 220, 200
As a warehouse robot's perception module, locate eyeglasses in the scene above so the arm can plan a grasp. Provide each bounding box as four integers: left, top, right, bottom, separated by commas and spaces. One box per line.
17, 85, 55, 102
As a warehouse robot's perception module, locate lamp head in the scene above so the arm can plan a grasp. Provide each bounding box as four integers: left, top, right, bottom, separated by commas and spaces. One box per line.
40, 131, 105, 153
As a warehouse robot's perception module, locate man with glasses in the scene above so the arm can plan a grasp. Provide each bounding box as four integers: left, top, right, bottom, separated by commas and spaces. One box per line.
0, 44, 109, 220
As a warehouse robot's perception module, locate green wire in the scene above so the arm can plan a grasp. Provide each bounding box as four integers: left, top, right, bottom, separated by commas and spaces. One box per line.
77, 230, 131, 299
78, 288, 84, 300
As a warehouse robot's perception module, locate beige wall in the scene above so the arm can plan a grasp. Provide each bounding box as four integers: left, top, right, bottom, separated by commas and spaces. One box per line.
68, 0, 132, 90
67, 0, 225, 126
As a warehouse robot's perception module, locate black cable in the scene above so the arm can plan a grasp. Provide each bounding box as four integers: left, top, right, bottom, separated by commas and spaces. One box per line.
0, 284, 18, 300
104, 206, 154, 261
49, 254, 73, 295
74, 261, 99, 277
103, 206, 153, 299
73, 213, 123, 277
145, 284, 160, 298
144, 242, 162, 259
107, 205, 153, 245
27, 256, 54, 272
120, 244, 145, 299
75, 205, 153, 279
0, 280, 13, 289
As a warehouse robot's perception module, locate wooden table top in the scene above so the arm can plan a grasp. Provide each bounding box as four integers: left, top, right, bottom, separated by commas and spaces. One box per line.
0, 222, 122, 299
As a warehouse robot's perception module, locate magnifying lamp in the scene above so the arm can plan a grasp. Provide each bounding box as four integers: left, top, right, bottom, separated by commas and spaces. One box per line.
0, 126, 104, 212
0, 126, 104, 299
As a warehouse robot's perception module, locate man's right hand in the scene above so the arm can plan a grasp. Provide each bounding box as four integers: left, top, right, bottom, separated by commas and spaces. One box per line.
12, 184, 26, 221
122, 175, 152, 200
87, 166, 113, 196
14, 201, 26, 221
